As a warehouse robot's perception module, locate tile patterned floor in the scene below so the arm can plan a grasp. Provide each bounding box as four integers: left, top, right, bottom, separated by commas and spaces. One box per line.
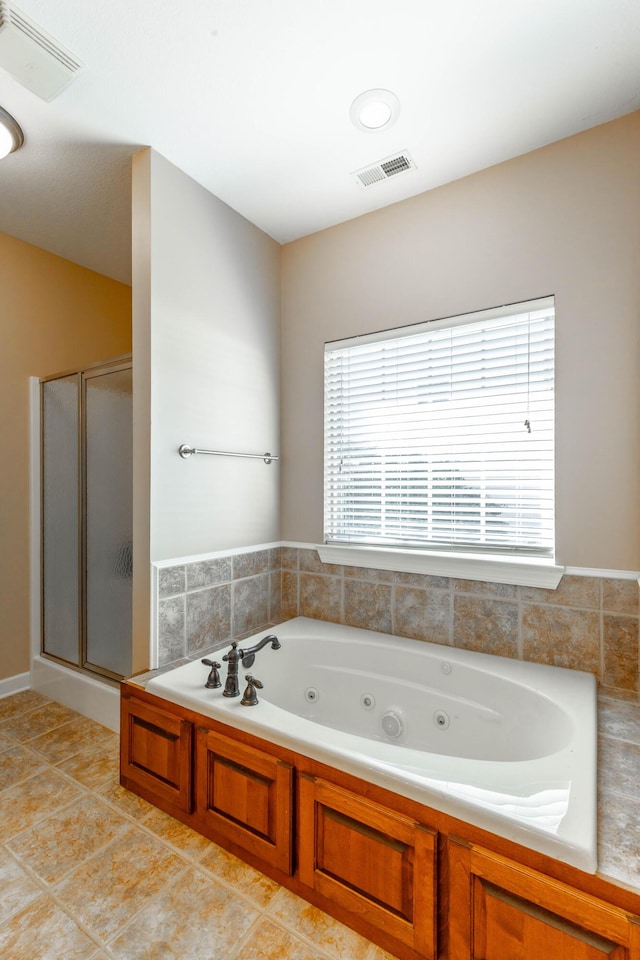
0, 690, 396, 960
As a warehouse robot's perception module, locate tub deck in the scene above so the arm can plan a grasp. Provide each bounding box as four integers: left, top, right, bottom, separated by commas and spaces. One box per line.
145, 616, 597, 871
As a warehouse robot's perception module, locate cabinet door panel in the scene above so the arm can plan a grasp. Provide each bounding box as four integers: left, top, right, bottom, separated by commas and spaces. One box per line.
299, 775, 437, 957
449, 840, 640, 960
120, 694, 192, 813
211, 756, 272, 837
476, 880, 626, 959
195, 727, 293, 875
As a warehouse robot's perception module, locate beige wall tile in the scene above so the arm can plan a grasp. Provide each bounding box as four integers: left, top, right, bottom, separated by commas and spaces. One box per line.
186, 584, 232, 656
453, 579, 518, 599
185, 557, 231, 590
603, 615, 639, 692
394, 571, 450, 589
453, 596, 519, 657
281, 547, 299, 570
522, 605, 600, 673
299, 548, 343, 576
520, 575, 600, 608
299, 573, 342, 622
394, 586, 451, 645
598, 697, 640, 742
599, 736, 640, 799
232, 575, 270, 636
344, 580, 393, 634
344, 566, 394, 583
233, 549, 272, 579
281, 571, 299, 619
602, 578, 639, 615
270, 569, 282, 622
598, 792, 640, 888
598, 685, 638, 702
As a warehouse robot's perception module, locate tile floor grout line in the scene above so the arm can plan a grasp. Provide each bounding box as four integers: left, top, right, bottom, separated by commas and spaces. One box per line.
0, 697, 54, 725
263, 889, 374, 960
0, 842, 53, 925
8, 812, 134, 891
191, 861, 280, 913
0, 784, 89, 835
98, 860, 198, 955
1, 729, 116, 777
34, 883, 122, 955
0, 838, 127, 960
0, 756, 89, 804
0, 694, 393, 959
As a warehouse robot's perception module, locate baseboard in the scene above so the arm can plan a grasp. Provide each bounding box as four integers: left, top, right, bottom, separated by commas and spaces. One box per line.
0, 672, 31, 699
30, 656, 119, 732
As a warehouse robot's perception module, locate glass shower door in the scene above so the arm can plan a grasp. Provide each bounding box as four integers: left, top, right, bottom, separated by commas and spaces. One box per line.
41, 374, 81, 664
41, 358, 132, 680
84, 364, 133, 678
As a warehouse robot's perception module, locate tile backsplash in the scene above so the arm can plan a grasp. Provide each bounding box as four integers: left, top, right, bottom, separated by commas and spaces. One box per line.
156, 548, 281, 665
156, 545, 639, 702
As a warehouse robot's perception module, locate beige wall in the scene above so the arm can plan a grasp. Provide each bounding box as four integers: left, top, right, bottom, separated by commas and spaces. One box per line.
0, 232, 131, 681
281, 112, 640, 571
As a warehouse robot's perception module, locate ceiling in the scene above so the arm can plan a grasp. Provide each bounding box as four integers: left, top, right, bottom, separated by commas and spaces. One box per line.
0, 0, 638, 286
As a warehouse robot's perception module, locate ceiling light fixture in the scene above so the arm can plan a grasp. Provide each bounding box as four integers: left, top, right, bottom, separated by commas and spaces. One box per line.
0, 105, 23, 158
350, 89, 400, 132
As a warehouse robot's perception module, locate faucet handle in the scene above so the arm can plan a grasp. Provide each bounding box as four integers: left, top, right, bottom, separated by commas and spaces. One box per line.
222, 642, 238, 663
201, 659, 222, 689
241, 675, 263, 706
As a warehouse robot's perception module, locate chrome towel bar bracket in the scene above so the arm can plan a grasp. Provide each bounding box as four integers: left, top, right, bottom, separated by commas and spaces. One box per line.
178, 444, 278, 465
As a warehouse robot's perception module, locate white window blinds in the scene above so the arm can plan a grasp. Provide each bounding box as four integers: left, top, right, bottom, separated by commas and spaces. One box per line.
324, 298, 555, 557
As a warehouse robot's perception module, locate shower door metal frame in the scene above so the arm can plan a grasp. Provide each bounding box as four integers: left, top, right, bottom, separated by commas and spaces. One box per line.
40, 354, 132, 683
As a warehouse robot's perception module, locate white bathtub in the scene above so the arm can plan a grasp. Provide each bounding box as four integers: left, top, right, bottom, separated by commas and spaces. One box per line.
146, 616, 597, 872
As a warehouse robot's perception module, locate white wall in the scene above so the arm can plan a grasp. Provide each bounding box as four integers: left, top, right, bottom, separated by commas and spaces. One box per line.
132, 148, 281, 667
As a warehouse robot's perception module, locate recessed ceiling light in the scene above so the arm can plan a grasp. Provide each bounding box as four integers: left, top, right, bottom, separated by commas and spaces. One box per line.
0, 105, 23, 158
350, 89, 400, 132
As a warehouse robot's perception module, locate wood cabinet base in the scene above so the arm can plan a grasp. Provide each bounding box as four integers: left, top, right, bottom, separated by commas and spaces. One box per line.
120, 682, 640, 960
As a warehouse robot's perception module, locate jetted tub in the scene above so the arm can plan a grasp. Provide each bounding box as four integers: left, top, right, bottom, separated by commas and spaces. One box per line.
146, 616, 597, 872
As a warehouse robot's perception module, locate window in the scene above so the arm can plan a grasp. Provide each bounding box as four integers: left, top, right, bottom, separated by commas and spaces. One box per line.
324, 298, 555, 559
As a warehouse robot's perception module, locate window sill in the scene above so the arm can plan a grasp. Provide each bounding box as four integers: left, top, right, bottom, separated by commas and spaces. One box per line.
316, 544, 565, 589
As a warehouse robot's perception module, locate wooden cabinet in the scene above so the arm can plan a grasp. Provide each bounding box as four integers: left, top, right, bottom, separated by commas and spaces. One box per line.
194, 724, 294, 875
120, 684, 640, 960
448, 840, 640, 960
299, 774, 437, 958
120, 691, 193, 814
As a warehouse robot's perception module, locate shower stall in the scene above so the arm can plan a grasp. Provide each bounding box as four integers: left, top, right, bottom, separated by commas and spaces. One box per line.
40, 357, 132, 682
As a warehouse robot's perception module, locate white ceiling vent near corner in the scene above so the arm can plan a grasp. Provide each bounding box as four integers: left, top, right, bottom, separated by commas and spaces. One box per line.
0, 1, 85, 101
351, 151, 416, 188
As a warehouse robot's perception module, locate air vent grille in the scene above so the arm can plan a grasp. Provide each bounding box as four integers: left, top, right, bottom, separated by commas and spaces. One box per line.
0, 1, 85, 101
352, 151, 416, 189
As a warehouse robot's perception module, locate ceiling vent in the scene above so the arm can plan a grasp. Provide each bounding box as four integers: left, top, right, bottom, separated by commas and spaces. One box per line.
351, 151, 416, 188
0, 2, 85, 101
